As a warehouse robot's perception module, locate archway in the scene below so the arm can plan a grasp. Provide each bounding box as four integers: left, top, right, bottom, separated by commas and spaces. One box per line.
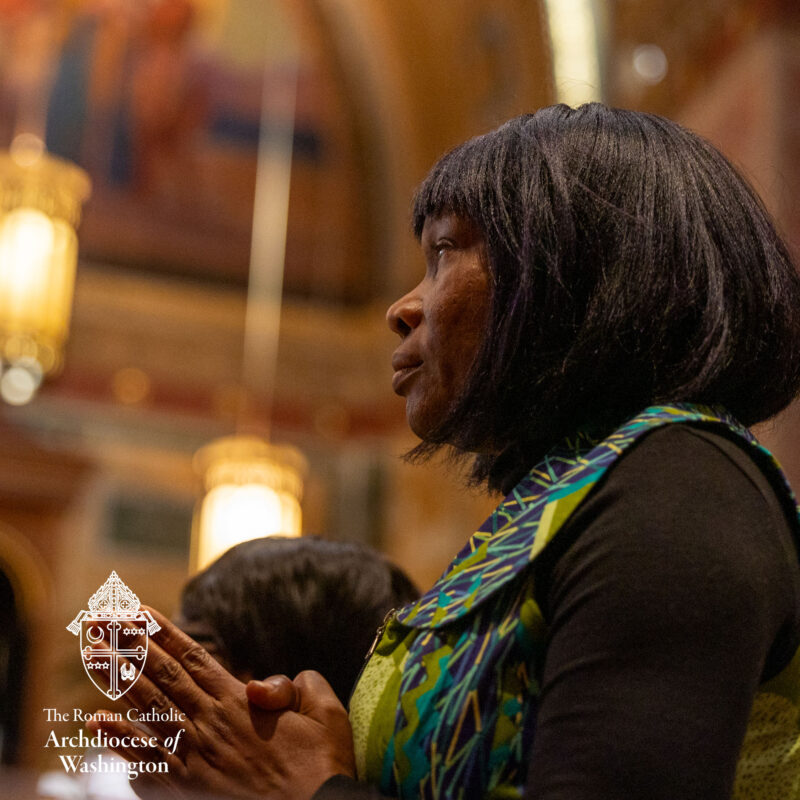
0, 522, 51, 767
0, 568, 26, 764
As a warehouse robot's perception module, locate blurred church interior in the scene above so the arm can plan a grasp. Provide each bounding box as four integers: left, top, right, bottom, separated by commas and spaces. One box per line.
0, 0, 798, 788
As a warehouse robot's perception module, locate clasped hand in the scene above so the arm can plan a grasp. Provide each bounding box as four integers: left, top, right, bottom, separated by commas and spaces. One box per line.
88, 607, 355, 799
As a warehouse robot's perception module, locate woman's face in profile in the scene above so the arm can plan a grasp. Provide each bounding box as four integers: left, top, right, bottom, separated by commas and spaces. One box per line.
386, 213, 491, 441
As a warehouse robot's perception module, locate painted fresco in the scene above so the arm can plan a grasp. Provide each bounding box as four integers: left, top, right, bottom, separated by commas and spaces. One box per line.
0, 0, 334, 287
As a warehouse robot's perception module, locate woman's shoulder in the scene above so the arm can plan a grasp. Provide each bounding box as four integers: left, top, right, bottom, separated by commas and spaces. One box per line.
535, 421, 800, 678
617, 422, 790, 497
575, 422, 799, 583
593, 421, 796, 536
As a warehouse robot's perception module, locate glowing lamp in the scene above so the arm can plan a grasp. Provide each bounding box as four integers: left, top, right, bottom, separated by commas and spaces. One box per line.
0, 140, 90, 403
192, 435, 307, 570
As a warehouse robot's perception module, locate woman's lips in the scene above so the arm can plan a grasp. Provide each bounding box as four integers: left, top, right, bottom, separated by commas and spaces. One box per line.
391, 361, 422, 393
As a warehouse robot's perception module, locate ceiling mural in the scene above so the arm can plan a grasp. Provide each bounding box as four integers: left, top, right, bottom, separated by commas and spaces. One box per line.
0, 0, 371, 300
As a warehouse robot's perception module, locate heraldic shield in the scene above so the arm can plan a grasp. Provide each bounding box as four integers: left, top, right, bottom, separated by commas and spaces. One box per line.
67, 571, 160, 701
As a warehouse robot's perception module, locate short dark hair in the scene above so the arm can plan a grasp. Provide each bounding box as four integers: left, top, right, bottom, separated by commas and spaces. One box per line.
178, 537, 418, 704
410, 103, 800, 493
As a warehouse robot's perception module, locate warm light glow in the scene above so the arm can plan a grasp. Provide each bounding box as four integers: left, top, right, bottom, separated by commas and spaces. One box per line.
543, 0, 602, 105
192, 436, 306, 571
0, 149, 90, 391
112, 366, 152, 405
632, 44, 668, 85
0, 208, 77, 372
0, 358, 42, 406
10, 133, 45, 167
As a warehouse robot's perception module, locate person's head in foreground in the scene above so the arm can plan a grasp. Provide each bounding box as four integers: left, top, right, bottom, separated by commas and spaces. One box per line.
177, 536, 418, 704
389, 102, 800, 492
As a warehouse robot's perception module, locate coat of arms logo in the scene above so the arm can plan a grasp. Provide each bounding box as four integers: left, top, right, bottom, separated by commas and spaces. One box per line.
67, 571, 160, 700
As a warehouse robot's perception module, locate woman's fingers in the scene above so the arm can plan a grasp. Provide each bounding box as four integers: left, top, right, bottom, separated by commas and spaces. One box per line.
111, 607, 239, 725
84, 641, 195, 738
86, 712, 187, 778
292, 671, 356, 777
246, 671, 347, 722
88, 617, 209, 721
293, 671, 348, 720
98, 670, 356, 798
138, 640, 208, 717
245, 675, 300, 711
114, 667, 195, 739
143, 606, 239, 700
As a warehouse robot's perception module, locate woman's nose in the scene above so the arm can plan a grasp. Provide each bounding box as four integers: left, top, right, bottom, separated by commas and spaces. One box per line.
386, 288, 423, 337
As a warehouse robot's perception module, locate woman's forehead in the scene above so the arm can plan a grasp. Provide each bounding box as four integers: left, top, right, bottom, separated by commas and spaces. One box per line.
420, 213, 483, 242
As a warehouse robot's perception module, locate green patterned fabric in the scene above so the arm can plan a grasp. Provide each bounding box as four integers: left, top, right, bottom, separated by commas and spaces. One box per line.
348, 404, 800, 799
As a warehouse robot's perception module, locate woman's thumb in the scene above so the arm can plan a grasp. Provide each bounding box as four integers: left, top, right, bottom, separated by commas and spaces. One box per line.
245, 674, 300, 711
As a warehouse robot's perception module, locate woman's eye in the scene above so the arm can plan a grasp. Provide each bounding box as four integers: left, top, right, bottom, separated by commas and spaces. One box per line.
425, 240, 452, 276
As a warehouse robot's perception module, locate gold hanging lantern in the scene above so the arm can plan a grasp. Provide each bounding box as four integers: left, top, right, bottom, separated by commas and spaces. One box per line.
192, 436, 307, 571
0, 137, 91, 403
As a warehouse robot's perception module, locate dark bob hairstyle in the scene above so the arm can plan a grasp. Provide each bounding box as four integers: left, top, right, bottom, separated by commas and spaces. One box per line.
411, 103, 800, 493
178, 536, 418, 704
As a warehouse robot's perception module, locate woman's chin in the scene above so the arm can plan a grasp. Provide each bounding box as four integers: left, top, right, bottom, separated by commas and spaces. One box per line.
404, 401, 445, 443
